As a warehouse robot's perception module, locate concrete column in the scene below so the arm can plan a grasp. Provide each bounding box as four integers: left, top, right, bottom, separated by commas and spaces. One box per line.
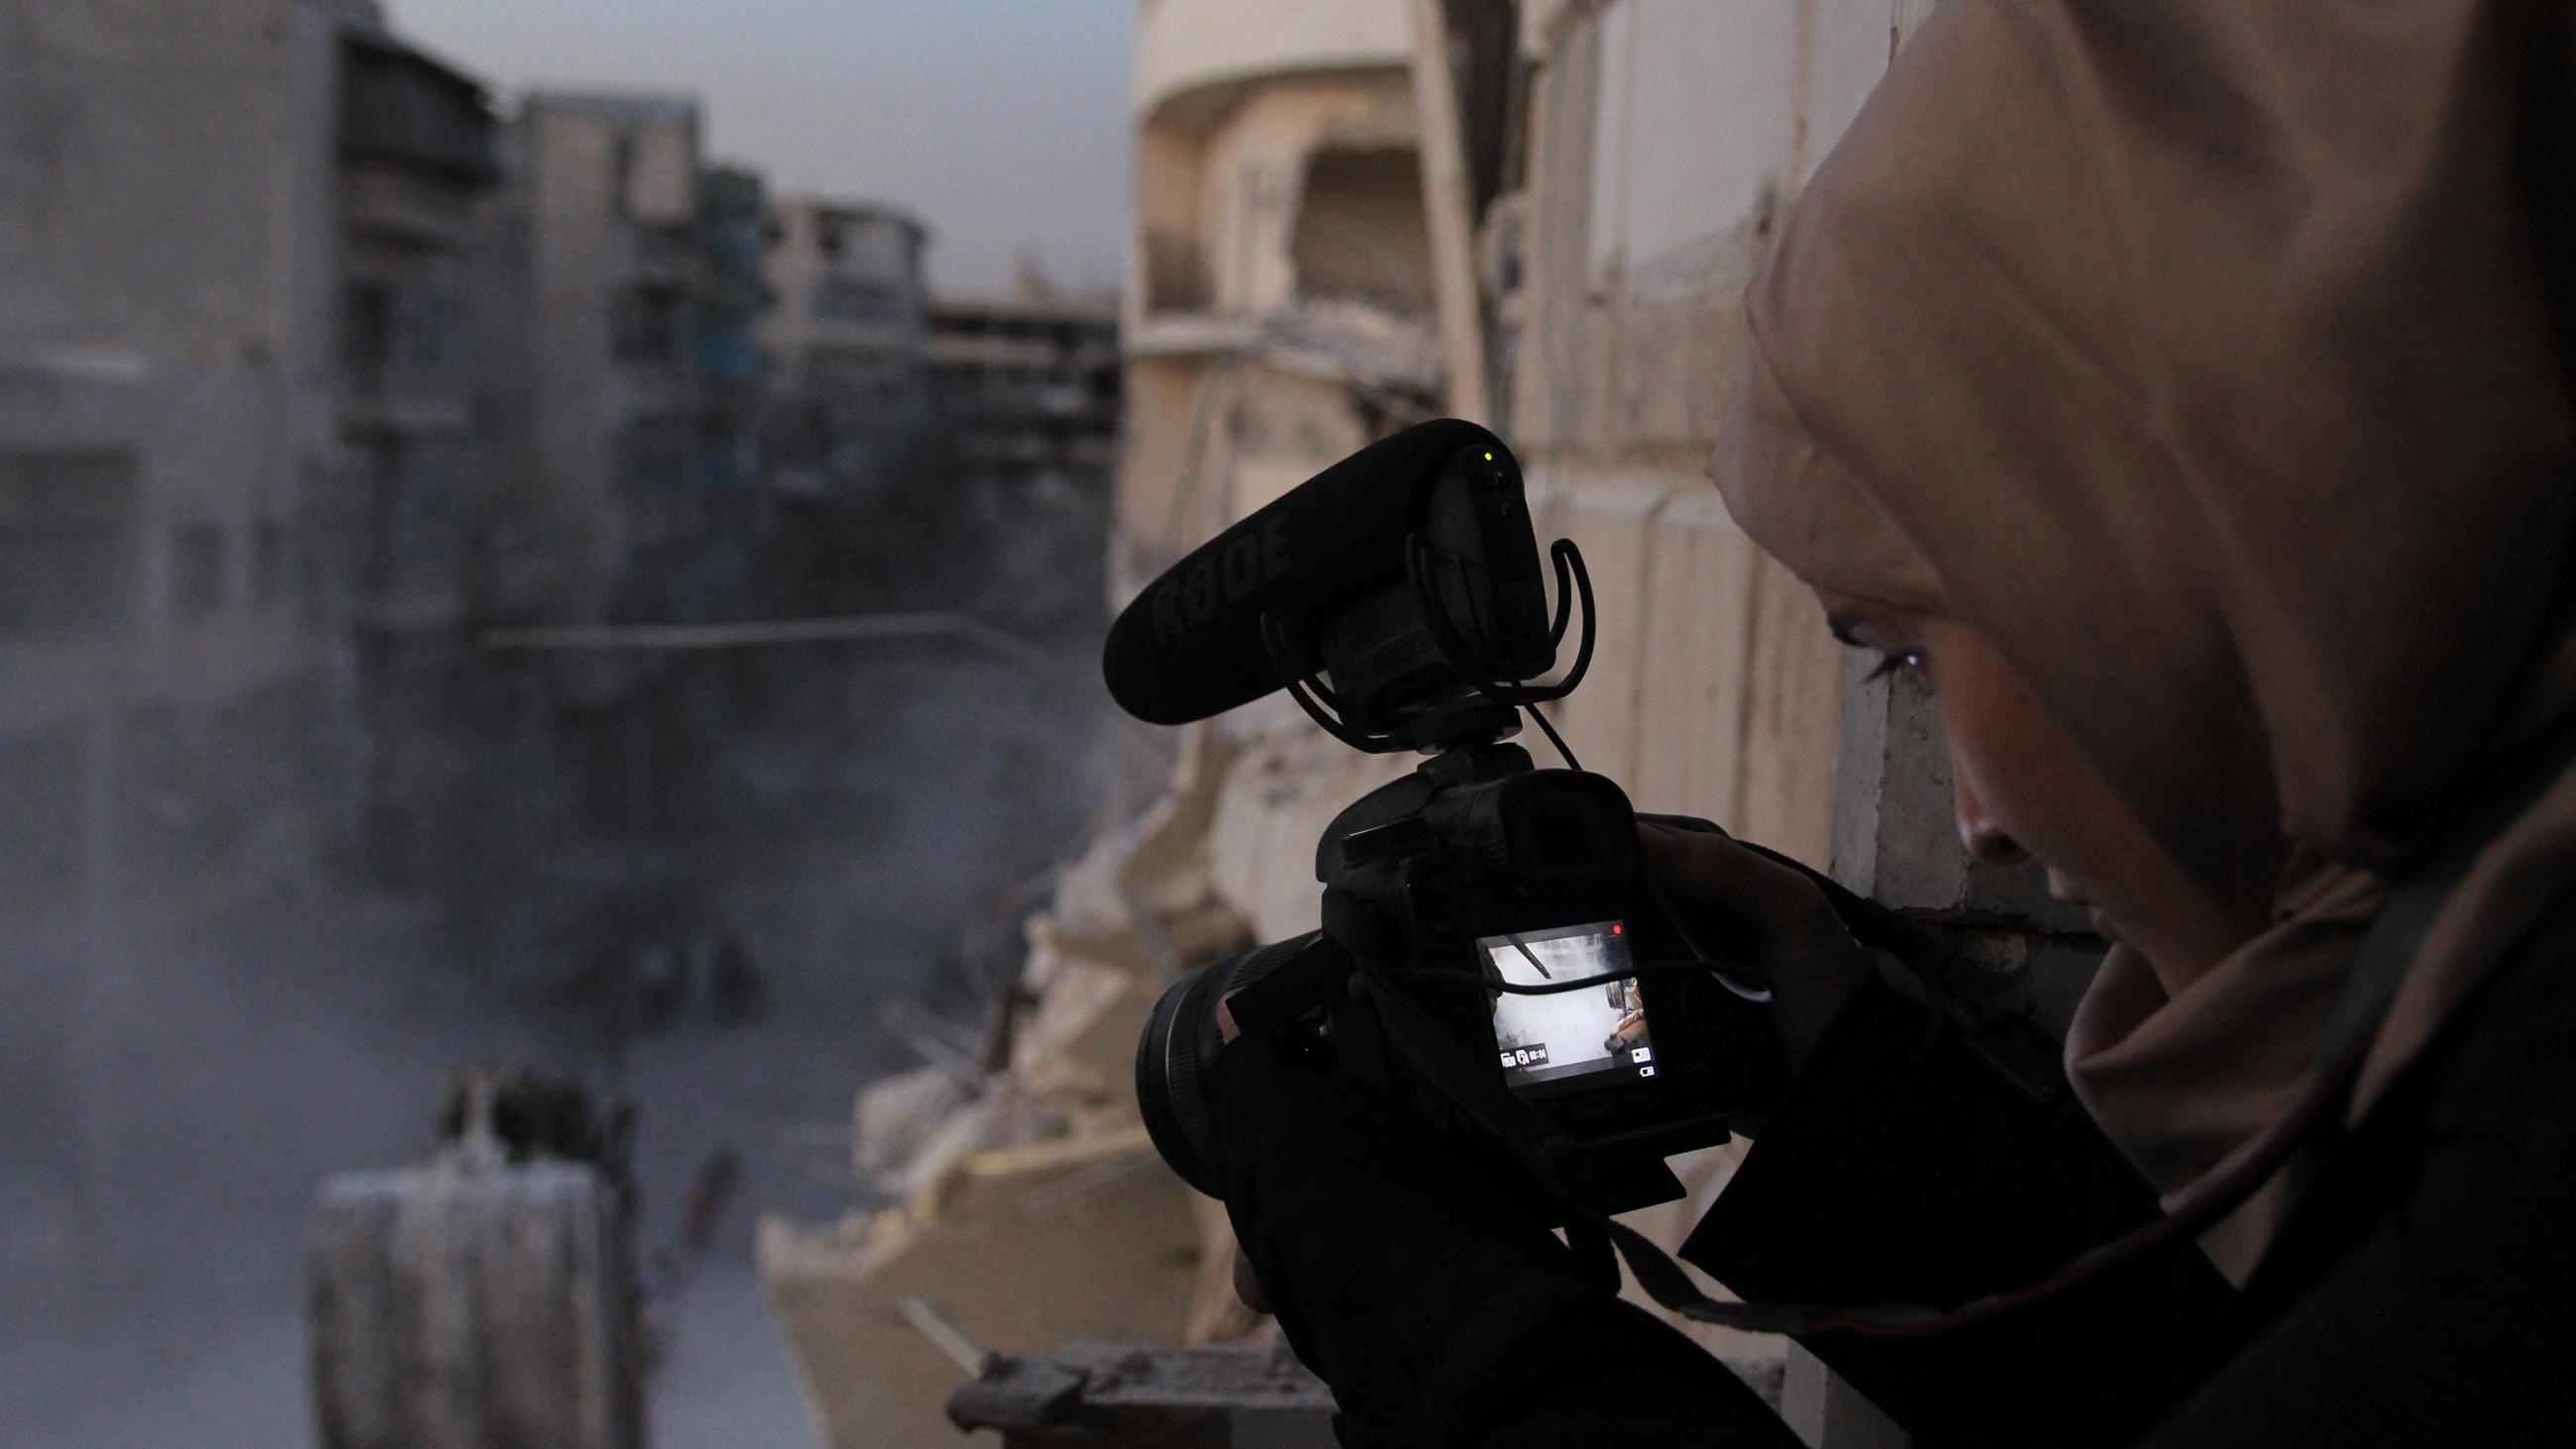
1409, 0, 1493, 423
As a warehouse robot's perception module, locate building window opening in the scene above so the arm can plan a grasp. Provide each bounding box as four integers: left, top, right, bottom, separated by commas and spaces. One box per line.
171, 522, 228, 620
812, 277, 902, 323
0, 454, 139, 639
612, 283, 687, 362
1289, 147, 1435, 315
254, 519, 291, 607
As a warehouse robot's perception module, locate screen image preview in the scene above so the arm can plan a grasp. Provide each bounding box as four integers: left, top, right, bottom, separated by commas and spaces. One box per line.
1479, 920, 1656, 1089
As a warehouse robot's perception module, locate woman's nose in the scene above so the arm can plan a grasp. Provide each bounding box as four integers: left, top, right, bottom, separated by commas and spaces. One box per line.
1953, 770, 2028, 867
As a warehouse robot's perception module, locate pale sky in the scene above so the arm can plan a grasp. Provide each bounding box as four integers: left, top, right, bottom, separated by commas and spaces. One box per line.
388, 0, 1136, 294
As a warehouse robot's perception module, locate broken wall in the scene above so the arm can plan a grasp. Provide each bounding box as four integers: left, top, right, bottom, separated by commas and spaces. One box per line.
1187, 77, 1423, 318
774, 3, 2111, 1442
756, 22, 1456, 1433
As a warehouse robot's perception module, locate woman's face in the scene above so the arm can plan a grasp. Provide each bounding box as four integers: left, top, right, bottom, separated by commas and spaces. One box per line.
1817, 589, 2269, 978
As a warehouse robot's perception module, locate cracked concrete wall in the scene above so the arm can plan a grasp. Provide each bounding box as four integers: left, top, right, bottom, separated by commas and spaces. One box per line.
1512, 0, 1863, 864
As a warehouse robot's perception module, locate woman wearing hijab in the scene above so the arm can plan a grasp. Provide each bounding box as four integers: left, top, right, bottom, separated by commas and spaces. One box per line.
1207, 0, 2576, 1444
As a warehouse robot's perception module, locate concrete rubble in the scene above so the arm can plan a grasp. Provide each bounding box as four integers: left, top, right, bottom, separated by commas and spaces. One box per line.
760, 729, 1278, 1448
305, 1067, 646, 1449
948, 1341, 1335, 1448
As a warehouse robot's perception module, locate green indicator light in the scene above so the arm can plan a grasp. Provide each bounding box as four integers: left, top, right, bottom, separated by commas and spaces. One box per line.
1483, 451, 1494, 461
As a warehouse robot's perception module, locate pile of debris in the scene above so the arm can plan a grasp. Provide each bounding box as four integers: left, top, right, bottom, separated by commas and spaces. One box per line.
307, 1068, 647, 1449
758, 730, 1281, 1448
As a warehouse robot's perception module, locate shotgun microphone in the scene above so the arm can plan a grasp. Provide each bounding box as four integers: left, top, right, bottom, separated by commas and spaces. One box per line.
1119, 425, 1756, 1236
1101, 419, 1573, 751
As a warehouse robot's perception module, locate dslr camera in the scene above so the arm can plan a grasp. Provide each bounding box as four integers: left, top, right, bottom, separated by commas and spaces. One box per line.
1104, 420, 1781, 1219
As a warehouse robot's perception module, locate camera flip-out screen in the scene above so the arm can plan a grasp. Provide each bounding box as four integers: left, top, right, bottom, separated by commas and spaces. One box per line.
1480, 920, 1656, 1091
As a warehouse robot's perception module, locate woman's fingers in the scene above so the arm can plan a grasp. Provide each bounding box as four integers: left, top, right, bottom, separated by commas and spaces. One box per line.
1638, 821, 1873, 1070
1638, 821, 1841, 938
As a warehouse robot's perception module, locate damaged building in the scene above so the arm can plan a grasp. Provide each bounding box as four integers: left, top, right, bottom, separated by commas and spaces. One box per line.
760, 3, 2104, 1448
761, 197, 932, 500
513, 92, 715, 617
924, 287, 1119, 501
1117, 0, 1447, 602
0, 0, 497, 1345
330, 25, 505, 891
757, 4, 1455, 1443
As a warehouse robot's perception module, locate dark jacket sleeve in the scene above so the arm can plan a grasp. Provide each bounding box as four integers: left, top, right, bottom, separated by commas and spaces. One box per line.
1683, 972, 2236, 1447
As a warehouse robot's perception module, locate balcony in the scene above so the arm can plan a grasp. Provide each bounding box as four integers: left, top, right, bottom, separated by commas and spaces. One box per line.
340, 281, 475, 436
1135, 0, 1411, 127
338, 33, 499, 188
340, 165, 483, 249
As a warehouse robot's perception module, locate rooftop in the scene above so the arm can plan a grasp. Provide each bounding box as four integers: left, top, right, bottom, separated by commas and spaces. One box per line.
519, 90, 700, 128
928, 292, 1119, 326
772, 194, 931, 239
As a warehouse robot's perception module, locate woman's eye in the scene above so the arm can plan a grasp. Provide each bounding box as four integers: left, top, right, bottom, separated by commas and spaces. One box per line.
1863, 650, 1926, 684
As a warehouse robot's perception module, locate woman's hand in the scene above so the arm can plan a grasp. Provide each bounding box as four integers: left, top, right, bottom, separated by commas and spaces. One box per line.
1205, 1021, 1581, 1431
1637, 819, 1874, 1073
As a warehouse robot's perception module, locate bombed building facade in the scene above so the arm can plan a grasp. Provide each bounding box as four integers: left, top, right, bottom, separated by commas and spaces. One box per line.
0, 0, 1119, 1408
5, 1, 2139, 1445
331, 26, 506, 891
925, 288, 1120, 497
1118, 0, 1447, 602
761, 197, 931, 500
759, 4, 2104, 1448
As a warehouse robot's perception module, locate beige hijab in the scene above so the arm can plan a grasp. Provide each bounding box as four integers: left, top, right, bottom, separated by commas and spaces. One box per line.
1713, 0, 2575, 1282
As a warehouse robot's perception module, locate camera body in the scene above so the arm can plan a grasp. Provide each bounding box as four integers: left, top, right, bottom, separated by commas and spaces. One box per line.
1325, 745, 1778, 1206
1117, 421, 1781, 1220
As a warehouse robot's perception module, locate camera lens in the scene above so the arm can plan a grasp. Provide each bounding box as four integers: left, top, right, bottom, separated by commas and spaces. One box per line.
1135, 958, 1232, 1197
1133, 934, 1326, 1200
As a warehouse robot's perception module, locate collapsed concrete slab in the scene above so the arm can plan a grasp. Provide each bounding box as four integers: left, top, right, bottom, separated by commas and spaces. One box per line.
760, 723, 1262, 1448
305, 1069, 645, 1449
948, 1341, 1336, 1447
761, 1129, 1206, 1449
